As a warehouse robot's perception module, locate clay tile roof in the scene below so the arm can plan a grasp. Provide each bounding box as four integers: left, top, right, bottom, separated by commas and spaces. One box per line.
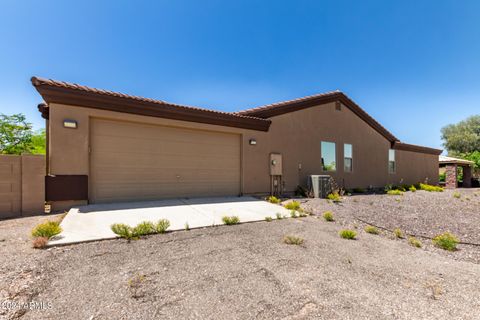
237, 90, 399, 142
31, 76, 271, 131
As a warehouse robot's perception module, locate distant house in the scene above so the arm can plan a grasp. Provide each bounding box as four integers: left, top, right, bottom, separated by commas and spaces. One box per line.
32, 77, 441, 210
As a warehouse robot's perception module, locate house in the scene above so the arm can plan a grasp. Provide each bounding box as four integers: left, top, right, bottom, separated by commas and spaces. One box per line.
32, 77, 442, 210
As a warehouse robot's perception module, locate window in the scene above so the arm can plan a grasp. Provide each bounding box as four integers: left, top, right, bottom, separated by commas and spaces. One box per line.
344, 144, 353, 172
321, 141, 336, 171
388, 149, 396, 173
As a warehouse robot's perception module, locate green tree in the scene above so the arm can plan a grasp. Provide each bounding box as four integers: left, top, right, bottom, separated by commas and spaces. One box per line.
441, 115, 480, 154
441, 115, 480, 177
0, 114, 45, 155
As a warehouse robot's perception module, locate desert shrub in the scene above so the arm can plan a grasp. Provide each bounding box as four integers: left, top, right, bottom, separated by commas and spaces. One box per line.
289, 210, 298, 218
364, 225, 379, 234
409, 185, 417, 192
132, 221, 156, 236
276, 213, 283, 220
327, 192, 342, 202
322, 211, 334, 222
267, 196, 281, 204
222, 216, 240, 225
408, 237, 422, 248
284, 200, 301, 210
432, 232, 459, 251
453, 192, 461, 199
393, 228, 404, 238
184, 222, 190, 231
384, 184, 394, 192
32, 236, 49, 249
419, 183, 443, 192
31, 221, 62, 239
339, 229, 357, 240
111, 223, 135, 239
128, 274, 146, 299
283, 235, 304, 245
298, 210, 308, 217
265, 216, 273, 222
294, 185, 308, 197
353, 187, 365, 193
155, 219, 171, 233
387, 189, 403, 196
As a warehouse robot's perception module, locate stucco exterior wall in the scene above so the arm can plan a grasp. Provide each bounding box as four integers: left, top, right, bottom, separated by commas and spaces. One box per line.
48, 101, 439, 205
0, 154, 45, 218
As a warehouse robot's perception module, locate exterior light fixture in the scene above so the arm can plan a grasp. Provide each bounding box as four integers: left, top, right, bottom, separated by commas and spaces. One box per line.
63, 119, 77, 129
249, 139, 257, 145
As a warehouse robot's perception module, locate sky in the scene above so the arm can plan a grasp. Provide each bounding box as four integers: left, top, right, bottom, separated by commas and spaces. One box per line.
1, 0, 479, 150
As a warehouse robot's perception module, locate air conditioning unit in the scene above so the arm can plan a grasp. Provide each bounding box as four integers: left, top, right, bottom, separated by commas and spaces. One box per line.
308, 175, 332, 198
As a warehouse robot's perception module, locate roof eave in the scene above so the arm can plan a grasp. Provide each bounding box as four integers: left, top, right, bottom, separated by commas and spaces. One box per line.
392, 142, 443, 155
32, 77, 271, 132
238, 91, 399, 142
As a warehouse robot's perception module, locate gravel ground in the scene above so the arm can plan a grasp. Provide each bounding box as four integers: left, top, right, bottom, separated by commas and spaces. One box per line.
302, 188, 480, 264
1, 201, 480, 320
0, 214, 63, 320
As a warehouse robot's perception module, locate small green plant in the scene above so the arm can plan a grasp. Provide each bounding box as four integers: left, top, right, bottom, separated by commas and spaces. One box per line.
409, 185, 417, 192
432, 232, 459, 251
265, 216, 273, 222
276, 213, 283, 220
453, 192, 461, 199
298, 210, 308, 217
419, 183, 443, 192
284, 200, 301, 210
327, 192, 342, 202
267, 196, 281, 204
128, 274, 146, 299
184, 222, 190, 231
31, 220, 62, 239
393, 228, 404, 238
387, 189, 403, 196
111, 223, 135, 240
222, 215, 240, 225
289, 210, 298, 218
283, 235, 304, 245
339, 229, 357, 240
408, 237, 422, 248
132, 221, 156, 237
364, 225, 379, 234
155, 219, 171, 233
323, 211, 334, 222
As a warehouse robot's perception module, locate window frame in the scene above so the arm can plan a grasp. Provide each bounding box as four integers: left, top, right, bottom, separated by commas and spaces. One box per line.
344, 143, 353, 173
321, 141, 337, 172
388, 149, 396, 174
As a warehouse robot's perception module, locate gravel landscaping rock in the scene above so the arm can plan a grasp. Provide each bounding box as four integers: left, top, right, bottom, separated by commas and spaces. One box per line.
302, 188, 480, 264
1, 200, 480, 320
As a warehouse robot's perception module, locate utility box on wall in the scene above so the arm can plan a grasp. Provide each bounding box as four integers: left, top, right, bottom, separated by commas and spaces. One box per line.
270, 153, 283, 176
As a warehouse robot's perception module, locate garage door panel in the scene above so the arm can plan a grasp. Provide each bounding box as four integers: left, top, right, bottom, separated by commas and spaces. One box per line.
92, 151, 239, 169
90, 119, 241, 203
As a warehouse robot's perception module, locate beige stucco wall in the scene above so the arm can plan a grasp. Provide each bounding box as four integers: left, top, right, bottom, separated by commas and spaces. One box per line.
0, 154, 45, 218
48, 101, 439, 205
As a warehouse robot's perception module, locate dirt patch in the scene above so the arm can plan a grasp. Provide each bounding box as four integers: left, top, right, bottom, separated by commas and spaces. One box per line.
1, 205, 480, 319
0, 214, 63, 319
302, 188, 480, 264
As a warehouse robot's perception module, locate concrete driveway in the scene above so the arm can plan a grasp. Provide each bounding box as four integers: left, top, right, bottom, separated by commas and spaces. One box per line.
48, 196, 291, 246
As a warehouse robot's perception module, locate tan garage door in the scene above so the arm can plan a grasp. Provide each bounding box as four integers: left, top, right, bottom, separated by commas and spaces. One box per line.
89, 118, 241, 203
